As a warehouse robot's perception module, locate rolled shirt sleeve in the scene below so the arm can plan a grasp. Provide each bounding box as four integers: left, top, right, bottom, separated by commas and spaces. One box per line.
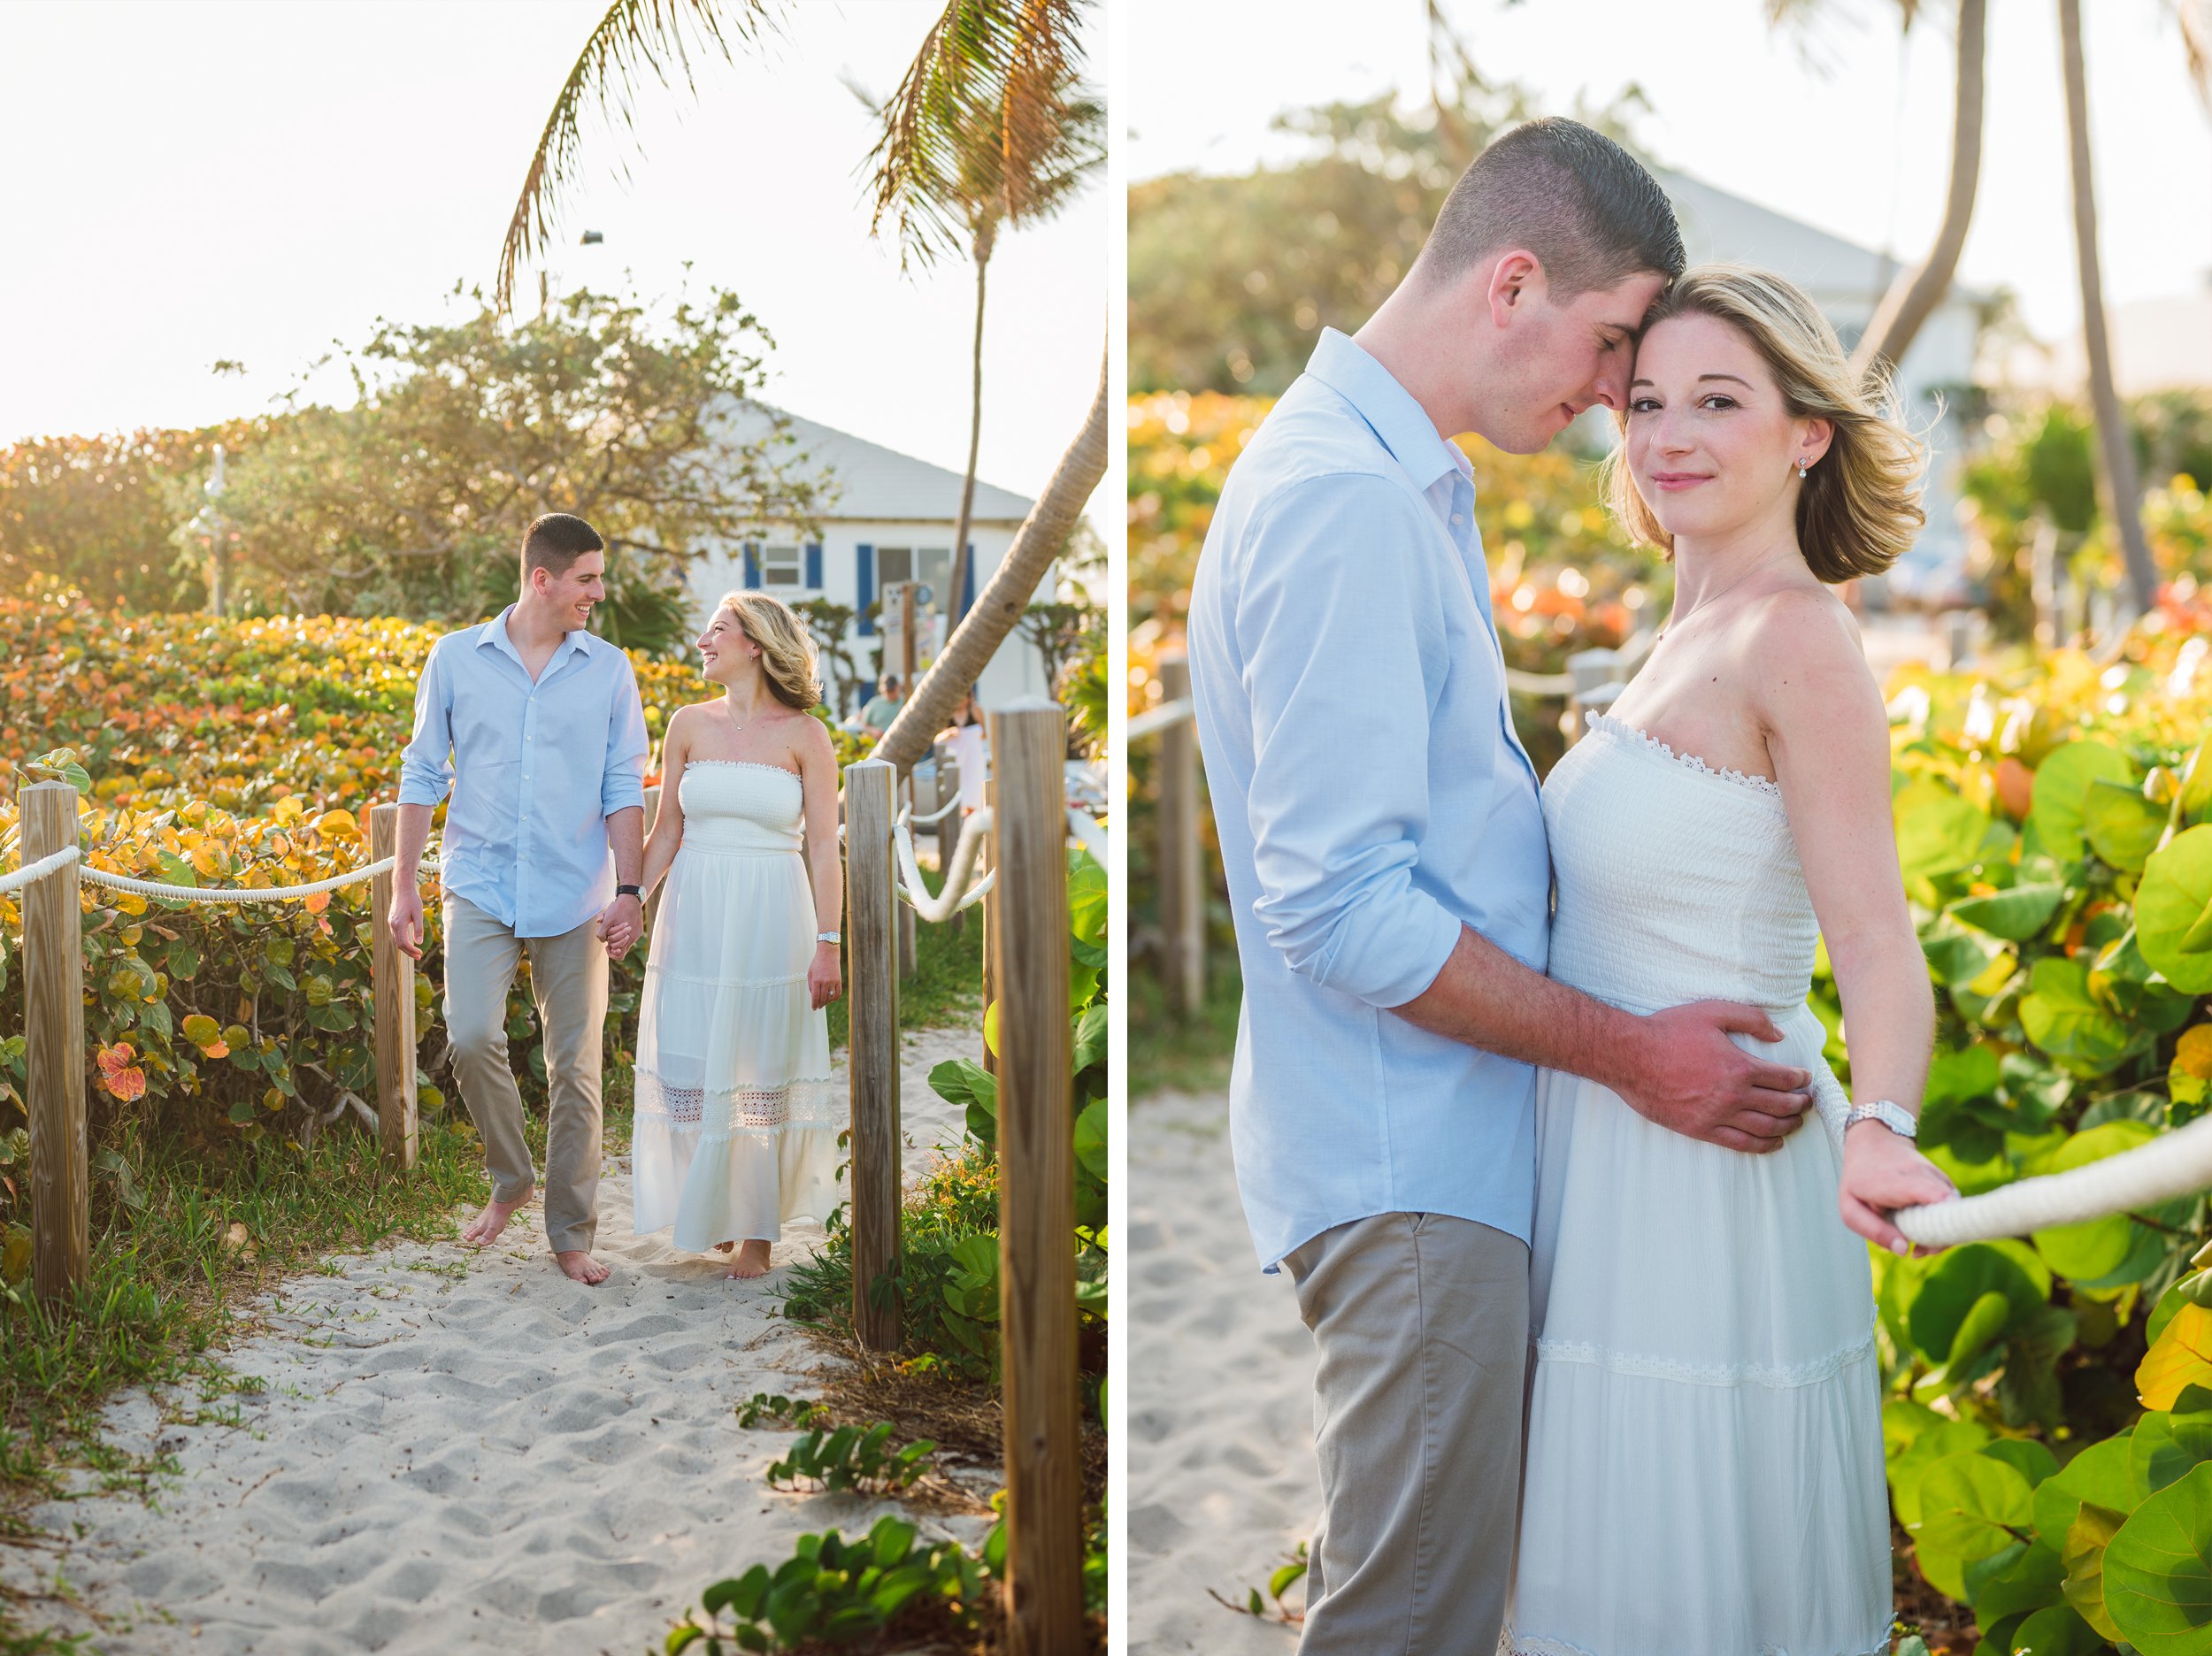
396, 639, 455, 808
601, 660, 649, 817
1237, 474, 1469, 1008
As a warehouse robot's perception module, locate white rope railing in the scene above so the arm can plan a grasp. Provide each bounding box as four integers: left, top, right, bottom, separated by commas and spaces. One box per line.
1066, 808, 1107, 870
0, 846, 82, 895
1128, 699, 1193, 742
892, 808, 995, 922
1895, 1112, 2212, 1247
1505, 668, 1577, 697
910, 794, 962, 828
77, 858, 401, 903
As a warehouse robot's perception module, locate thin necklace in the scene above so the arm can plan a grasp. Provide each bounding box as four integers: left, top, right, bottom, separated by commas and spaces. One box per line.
1659, 548, 1793, 639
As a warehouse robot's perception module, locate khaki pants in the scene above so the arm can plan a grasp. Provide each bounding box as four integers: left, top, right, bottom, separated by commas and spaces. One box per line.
1281, 1213, 1530, 1656
442, 894, 610, 1254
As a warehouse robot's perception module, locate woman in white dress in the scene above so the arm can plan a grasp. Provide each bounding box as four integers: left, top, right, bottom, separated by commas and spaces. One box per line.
1507, 265, 1960, 1655
630, 592, 843, 1280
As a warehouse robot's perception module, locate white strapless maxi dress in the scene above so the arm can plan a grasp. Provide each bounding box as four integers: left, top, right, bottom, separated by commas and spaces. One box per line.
631, 761, 841, 1252
1505, 714, 1892, 1656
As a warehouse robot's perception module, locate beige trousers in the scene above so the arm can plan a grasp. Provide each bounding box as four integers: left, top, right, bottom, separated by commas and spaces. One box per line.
1281, 1213, 1530, 1656
442, 894, 610, 1254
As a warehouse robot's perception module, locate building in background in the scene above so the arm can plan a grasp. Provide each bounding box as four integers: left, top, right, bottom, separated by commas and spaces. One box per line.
689, 405, 1056, 712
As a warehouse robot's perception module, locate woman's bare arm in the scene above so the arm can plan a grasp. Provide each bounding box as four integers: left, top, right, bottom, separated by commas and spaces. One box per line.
1757, 589, 1955, 1251
795, 717, 845, 1008
640, 708, 690, 899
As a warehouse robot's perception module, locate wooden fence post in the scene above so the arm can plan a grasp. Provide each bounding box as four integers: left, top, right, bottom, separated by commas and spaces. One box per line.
370, 804, 418, 1171
22, 781, 87, 1303
1156, 652, 1204, 1017
843, 757, 902, 1352
988, 699, 1082, 1655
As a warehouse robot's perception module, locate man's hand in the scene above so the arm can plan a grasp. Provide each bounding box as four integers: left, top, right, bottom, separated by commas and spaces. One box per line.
596, 893, 644, 958
1839, 1122, 1957, 1255
1615, 1000, 1815, 1154
388, 882, 425, 962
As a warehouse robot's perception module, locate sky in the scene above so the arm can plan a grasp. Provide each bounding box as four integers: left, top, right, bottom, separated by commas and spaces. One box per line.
1127, 0, 2212, 352
0, 0, 1109, 515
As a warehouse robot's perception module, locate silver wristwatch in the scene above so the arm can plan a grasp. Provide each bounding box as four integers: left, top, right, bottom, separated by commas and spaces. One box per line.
817, 931, 841, 945
1843, 1099, 1917, 1140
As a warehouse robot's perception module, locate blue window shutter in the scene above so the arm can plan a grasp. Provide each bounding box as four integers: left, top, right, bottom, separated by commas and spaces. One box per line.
856, 542, 875, 634
742, 542, 762, 589
804, 541, 823, 590
960, 542, 977, 619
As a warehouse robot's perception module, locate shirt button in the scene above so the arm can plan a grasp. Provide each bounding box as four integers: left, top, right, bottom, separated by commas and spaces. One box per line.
1451, 513, 1465, 525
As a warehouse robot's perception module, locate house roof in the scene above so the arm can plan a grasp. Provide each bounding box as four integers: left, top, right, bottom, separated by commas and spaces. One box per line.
716, 399, 1036, 526
1657, 168, 1996, 312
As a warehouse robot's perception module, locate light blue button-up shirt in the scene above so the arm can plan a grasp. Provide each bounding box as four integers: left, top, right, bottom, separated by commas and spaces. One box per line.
397, 607, 650, 939
1187, 328, 1553, 1271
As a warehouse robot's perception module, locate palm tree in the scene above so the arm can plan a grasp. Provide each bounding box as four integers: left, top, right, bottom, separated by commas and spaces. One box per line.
493, 2, 1109, 771
853, 25, 1102, 664
1764, 0, 1985, 378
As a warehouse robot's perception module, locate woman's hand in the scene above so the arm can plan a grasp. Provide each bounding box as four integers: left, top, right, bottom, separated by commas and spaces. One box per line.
1839, 1121, 1957, 1257
808, 941, 842, 1010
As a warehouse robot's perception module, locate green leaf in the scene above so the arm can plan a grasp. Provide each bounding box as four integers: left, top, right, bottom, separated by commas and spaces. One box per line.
2061, 1500, 2128, 1640
2019, 956, 2135, 1075
2008, 1603, 2109, 1656
1074, 1098, 1109, 1184
2036, 1433, 2138, 1551
26, 748, 93, 796
2104, 1461, 2212, 1653
1948, 882, 2069, 941
2140, 825, 2212, 993
1949, 1290, 2016, 1368
2085, 778, 2169, 871
1897, 782, 1996, 881
1970, 1538, 2067, 1623
1996, 1307, 2078, 1430
2131, 1404, 2212, 1501
1071, 1000, 1108, 1075
1914, 1450, 2036, 1601
1909, 1244, 2047, 1365
2030, 740, 2136, 865
2030, 1121, 2161, 1282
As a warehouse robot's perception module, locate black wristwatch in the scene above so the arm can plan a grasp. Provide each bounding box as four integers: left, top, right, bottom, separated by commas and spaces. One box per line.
617, 884, 642, 899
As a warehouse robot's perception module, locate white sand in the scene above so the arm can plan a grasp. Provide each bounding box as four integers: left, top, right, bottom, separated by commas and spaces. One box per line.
4, 1022, 994, 1655
1129, 1089, 1317, 1655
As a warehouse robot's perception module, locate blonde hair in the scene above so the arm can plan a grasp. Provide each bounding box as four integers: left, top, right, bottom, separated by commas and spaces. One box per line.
1602, 263, 1927, 583
716, 591, 823, 710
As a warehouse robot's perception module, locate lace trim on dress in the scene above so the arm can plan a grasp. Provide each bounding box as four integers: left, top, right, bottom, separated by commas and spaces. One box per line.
685, 758, 802, 782
1531, 1320, 1877, 1390
634, 1071, 840, 1136
1585, 712, 1785, 801
1502, 1635, 1894, 1656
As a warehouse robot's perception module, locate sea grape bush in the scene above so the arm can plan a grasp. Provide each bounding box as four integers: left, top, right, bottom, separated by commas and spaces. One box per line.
1834, 629, 2212, 1645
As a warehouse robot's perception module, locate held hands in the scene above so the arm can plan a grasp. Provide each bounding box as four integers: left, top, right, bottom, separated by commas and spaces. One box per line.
1839, 1121, 1958, 1257
596, 893, 645, 958
1620, 1000, 1816, 1154
808, 941, 842, 1010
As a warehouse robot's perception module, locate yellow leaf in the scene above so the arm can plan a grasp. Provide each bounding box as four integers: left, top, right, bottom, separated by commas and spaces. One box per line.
2138, 1300, 2212, 1408
316, 809, 357, 838
2177, 1024, 2212, 1081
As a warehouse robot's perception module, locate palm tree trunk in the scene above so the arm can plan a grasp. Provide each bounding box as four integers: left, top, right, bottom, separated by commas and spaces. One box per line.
1849, 0, 1986, 378
874, 339, 1106, 772
2059, 0, 2159, 617
946, 242, 991, 638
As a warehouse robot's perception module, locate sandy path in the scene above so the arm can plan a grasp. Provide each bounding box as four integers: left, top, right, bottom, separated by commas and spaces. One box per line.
1129, 1089, 1316, 1655
6, 1023, 991, 1656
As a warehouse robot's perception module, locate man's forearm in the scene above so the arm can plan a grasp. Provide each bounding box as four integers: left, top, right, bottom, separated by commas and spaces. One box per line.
607, 806, 644, 886
1392, 924, 1647, 1088
394, 803, 434, 880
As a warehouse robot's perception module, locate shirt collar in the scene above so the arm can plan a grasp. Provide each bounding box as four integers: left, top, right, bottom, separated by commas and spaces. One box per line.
481, 605, 595, 671
1304, 327, 1468, 494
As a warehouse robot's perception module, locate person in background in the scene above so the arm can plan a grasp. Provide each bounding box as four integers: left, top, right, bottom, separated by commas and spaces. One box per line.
940, 691, 988, 816
859, 671, 904, 736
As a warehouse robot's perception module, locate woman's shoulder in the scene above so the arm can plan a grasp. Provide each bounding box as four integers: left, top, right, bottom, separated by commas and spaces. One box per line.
1740, 583, 1881, 724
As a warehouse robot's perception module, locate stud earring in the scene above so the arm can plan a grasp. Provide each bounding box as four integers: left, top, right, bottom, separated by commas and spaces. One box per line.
1796, 457, 1809, 479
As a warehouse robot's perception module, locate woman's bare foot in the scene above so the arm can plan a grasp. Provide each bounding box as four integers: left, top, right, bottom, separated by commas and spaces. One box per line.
723, 1239, 773, 1279
713, 1241, 735, 1254
556, 1249, 610, 1285
461, 1186, 534, 1246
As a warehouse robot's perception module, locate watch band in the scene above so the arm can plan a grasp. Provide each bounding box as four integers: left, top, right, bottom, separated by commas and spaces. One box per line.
1844, 1099, 1917, 1140
817, 931, 841, 945
616, 884, 642, 899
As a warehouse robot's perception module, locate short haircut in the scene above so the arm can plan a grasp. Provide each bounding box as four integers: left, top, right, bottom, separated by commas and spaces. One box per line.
519, 512, 605, 583
1416, 118, 1685, 299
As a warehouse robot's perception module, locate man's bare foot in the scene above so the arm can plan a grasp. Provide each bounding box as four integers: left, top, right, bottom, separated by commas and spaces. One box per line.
461, 1187, 533, 1246
556, 1249, 610, 1285
724, 1239, 773, 1279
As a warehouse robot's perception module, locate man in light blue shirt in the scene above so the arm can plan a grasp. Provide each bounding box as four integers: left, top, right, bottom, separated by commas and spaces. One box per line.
1187, 119, 1815, 1652
389, 512, 649, 1287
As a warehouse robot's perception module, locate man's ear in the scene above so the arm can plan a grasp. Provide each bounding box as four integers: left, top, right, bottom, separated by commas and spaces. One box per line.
1486, 249, 1542, 330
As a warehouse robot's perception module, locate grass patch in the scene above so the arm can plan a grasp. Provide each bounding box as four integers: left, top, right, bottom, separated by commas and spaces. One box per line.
1128, 957, 1242, 1100
825, 870, 986, 1051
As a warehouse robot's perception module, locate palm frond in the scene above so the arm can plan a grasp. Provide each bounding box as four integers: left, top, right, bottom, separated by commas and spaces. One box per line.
495, 0, 776, 314
860, 0, 1096, 270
